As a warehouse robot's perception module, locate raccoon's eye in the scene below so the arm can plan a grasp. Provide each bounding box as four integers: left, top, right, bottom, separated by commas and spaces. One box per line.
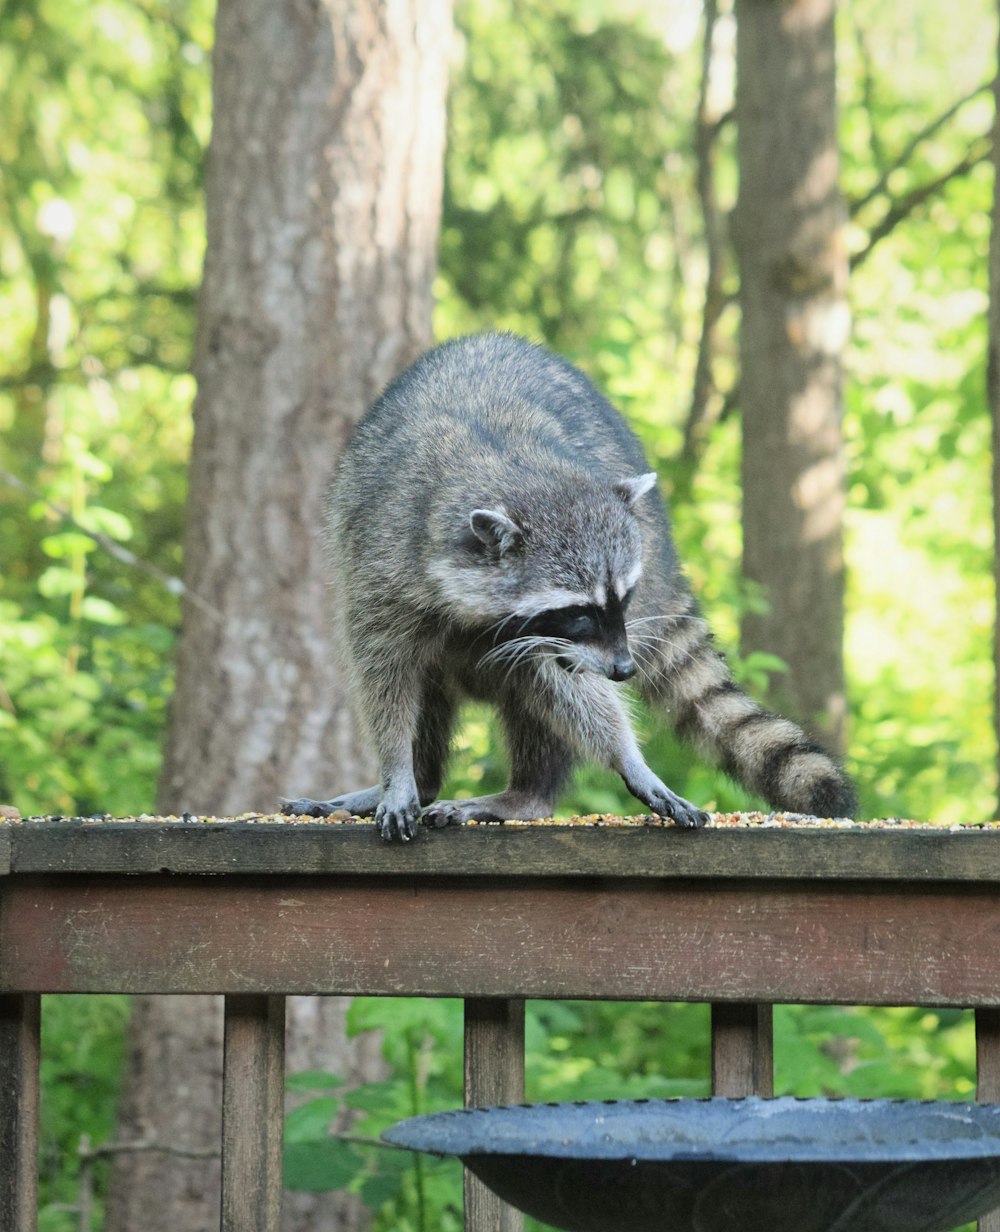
620, 587, 636, 614
565, 616, 596, 640
555, 606, 600, 641
520, 604, 601, 642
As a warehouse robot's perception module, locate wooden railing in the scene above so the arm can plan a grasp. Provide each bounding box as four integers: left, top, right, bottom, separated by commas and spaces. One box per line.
2, 817, 1000, 1231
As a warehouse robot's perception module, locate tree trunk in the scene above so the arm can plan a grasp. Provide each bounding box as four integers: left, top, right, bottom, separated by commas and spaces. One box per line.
990, 10, 1000, 818
104, 0, 452, 1229
733, 0, 849, 752
683, 0, 734, 466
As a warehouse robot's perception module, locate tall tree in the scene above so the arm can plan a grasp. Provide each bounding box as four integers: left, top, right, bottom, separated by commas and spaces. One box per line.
991, 8, 1000, 820
733, 0, 850, 753
104, 0, 452, 1229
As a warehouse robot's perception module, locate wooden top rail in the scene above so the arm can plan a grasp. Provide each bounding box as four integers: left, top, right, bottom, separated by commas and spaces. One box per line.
2, 817, 1000, 1004
1, 815, 998, 880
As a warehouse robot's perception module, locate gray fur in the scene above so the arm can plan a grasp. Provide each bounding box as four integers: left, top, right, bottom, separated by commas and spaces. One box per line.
283, 333, 857, 840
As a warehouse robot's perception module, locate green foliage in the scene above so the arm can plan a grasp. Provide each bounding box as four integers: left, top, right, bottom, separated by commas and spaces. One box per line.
38, 995, 130, 1232
0, 601, 172, 814
437, 0, 702, 412
775, 1006, 975, 1102
436, 0, 999, 826
2, 0, 993, 826
0, 3, 208, 1214
0, 0, 209, 817
280, 1000, 466, 1231
836, 0, 995, 823
526, 1001, 709, 1103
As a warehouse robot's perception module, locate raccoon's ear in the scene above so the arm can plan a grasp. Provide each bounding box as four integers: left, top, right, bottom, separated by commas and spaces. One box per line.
469, 508, 523, 556
614, 472, 658, 508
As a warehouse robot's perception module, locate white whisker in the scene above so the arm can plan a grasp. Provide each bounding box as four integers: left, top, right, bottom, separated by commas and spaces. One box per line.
477, 634, 578, 683
629, 643, 658, 687
625, 613, 702, 629
483, 611, 528, 640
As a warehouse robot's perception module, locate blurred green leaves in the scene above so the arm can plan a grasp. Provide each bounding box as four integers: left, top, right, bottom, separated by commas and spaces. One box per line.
0, 0, 208, 819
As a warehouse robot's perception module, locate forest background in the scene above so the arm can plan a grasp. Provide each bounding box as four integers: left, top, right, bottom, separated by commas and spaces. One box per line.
0, 0, 996, 1229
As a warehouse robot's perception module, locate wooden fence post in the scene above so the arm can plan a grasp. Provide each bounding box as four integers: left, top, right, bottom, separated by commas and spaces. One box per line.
0, 993, 40, 1232
711, 1001, 774, 1097
976, 1008, 1000, 1232
463, 998, 525, 1232
221, 994, 286, 1232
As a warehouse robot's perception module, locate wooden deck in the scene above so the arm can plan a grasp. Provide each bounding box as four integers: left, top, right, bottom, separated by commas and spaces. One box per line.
2, 816, 1000, 1230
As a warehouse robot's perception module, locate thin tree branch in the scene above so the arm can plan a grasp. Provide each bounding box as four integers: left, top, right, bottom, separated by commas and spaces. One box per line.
0, 469, 220, 621
80, 1137, 220, 1163
851, 132, 993, 271
683, 0, 732, 463
75, 1133, 221, 1232
849, 81, 993, 218
850, 21, 887, 174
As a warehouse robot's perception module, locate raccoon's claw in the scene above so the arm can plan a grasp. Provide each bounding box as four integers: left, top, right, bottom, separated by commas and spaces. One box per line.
375, 798, 422, 842
624, 772, 709, 829
661, 796, 710, 829
642, 784, 709, 827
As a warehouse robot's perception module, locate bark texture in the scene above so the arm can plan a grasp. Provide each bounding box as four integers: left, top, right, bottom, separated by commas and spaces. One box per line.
104, 996, 225, 1232
166, 0, 450, 813
733, 0, 849, 751
991, 17, 1000, 819
105, 0, 451, 1228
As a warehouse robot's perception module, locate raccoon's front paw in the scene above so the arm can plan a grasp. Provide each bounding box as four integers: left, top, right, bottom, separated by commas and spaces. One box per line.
375, 796, 422, 842
652, 791, 710, 829
625, 773, 709, 829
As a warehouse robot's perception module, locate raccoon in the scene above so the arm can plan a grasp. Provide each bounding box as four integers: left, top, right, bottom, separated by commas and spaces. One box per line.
282, 333, 857, 841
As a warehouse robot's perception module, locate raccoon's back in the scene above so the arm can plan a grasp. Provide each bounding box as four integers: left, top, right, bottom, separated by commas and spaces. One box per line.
328, 333, 677, 602
341, 333, 650, 485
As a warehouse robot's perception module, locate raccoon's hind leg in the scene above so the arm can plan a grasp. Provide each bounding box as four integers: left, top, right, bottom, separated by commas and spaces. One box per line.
280, 677, 456, 837
279, 675, 455, 837
412, 675, 457, 807
421, 701, 574, 826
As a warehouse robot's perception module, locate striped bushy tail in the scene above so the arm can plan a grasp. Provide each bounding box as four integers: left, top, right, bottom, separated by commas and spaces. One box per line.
635, 594, 857, 818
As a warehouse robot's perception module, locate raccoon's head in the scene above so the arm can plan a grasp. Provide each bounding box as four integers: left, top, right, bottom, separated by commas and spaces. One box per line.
434, 472, 657, 682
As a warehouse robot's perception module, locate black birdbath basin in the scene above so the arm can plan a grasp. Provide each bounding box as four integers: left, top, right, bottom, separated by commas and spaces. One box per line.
382, 1097, 1000, 1232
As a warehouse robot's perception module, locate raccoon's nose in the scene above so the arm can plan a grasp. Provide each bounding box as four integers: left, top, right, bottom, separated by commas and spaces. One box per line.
608, 657, 636, 682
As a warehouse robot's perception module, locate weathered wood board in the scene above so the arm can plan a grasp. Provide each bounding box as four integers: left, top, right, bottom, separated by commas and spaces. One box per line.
2, 817, 999, 881
221, 995, 284, 1232
2, 872, 999, 1005
0, 994, 38, 1232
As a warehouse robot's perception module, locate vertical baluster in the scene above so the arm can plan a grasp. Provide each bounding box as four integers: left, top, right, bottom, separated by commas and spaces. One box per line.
221, 994, 286, 1232
0, 994, 40, 1232
976, 1007, 1000, 1232
711, 1001, 774, 1097
463, 998, 525, 1232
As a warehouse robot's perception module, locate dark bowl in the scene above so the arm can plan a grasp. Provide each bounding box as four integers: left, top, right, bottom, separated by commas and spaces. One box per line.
382, 1097, 1000, 1232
